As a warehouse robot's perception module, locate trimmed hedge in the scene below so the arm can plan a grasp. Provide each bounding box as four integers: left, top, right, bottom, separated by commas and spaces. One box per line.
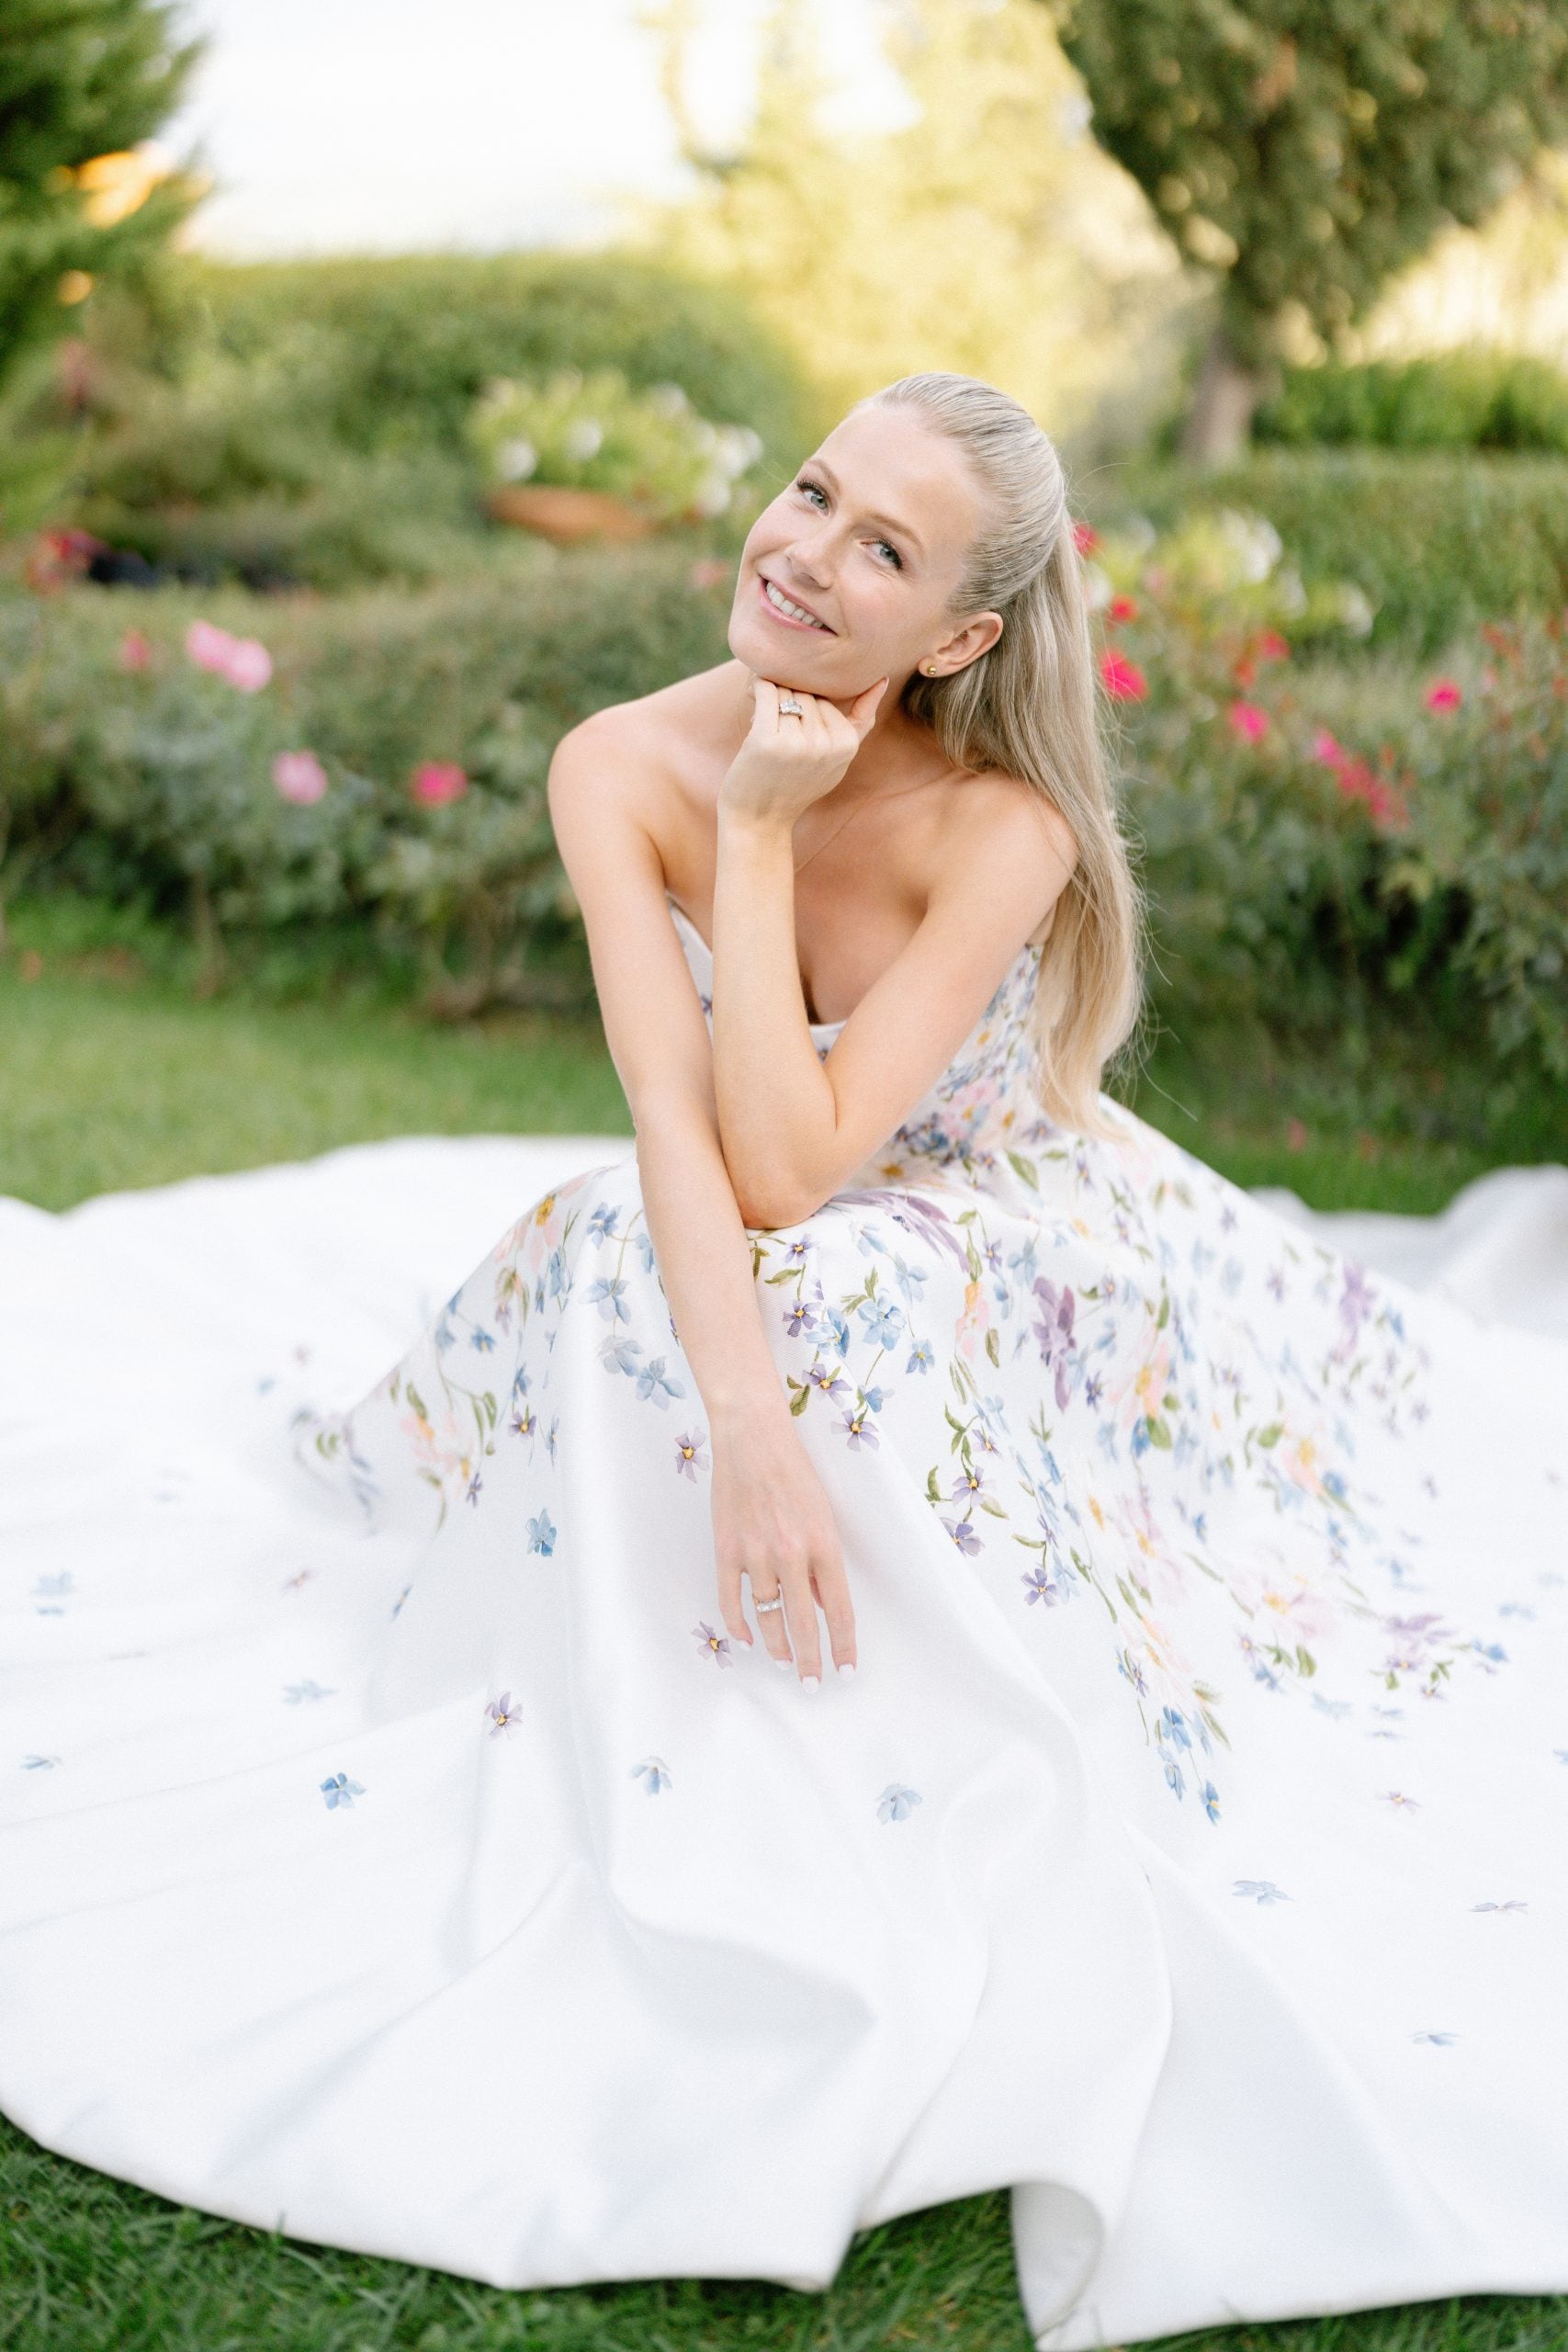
1255, 350, 1568, 456
1083, 448, 1568, 657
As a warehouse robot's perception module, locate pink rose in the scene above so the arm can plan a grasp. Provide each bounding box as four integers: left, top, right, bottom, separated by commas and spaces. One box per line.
1311, 726, 1347, 768
412, 760, 469, 806
186, 619, 235, 674
222, 636, 273, 693
272, 750, 328, 805
186, 619, 273, 692
1425, 677, 1462, 712
1227, 699, 1269, 742
1098, 650, 1146, 702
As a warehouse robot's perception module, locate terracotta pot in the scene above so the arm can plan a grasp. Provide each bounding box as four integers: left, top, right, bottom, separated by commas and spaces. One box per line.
486, 484, 662, 545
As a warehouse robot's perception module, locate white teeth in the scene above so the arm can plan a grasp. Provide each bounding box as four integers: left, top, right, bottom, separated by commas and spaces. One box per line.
764, 578, 826, 628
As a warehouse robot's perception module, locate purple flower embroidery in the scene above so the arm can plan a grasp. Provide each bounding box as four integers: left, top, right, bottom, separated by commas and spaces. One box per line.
840, 1408, 878, 1451
1021, 1566, 1061, 1605
320, 1772, 364, 1810
877, 1783, 922, 1824
942, 1516, 982, 1556
1031, 1278, 1077, 1410
673, 1428, 708, 1480
486, 1691, 523, 1737
693, 1621, 732, 1668
1411, 2030, 1460, 2046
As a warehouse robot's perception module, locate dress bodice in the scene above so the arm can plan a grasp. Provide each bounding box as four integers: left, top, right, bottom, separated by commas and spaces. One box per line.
665, 893, 1055, 1190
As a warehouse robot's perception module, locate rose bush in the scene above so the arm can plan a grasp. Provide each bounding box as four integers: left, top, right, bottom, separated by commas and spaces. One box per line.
1, 514, 1563, 1075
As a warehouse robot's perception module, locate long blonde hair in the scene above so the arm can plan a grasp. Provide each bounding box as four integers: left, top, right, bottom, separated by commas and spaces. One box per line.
858, 372, 1143, 1133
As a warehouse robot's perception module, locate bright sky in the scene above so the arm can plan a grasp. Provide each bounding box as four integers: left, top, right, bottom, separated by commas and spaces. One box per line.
168, 0, 907, 255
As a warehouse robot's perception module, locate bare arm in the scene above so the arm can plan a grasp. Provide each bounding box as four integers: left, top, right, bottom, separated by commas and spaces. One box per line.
547, 711, 855, 1686
713, 682, 1076, 1228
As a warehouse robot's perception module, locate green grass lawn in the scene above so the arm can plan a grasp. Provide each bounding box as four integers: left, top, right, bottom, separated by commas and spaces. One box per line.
2, 907, 1563, 1215
2, 914, 1565, 2352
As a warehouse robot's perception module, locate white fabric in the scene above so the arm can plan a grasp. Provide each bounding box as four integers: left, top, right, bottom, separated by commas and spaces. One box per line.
3, 910, 1566, 2348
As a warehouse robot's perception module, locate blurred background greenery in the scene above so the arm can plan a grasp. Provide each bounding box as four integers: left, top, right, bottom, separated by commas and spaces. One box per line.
1, 0, 1566, 1221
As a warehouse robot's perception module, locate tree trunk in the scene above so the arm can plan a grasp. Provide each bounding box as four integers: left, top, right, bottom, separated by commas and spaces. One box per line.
1180, 322, 1270, 466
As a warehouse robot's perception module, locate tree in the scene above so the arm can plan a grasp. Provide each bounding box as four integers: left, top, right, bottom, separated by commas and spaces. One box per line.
647, 0, 1189, 450
0, 0, 200, 398
1047, 0, 1568, 460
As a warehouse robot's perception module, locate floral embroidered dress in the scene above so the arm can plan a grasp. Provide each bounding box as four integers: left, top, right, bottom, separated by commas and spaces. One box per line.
2, 894, 1566, 2351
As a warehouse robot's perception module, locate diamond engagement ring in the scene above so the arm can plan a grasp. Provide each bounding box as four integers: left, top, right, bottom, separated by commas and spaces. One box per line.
777, 693, 805, 718
755, 1596, 784, 1614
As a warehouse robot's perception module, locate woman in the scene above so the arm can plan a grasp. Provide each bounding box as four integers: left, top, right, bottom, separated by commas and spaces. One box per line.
2, 375, 1565, 2352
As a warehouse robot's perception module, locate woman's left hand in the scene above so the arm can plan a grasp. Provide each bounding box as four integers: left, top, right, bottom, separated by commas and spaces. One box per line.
718, 674, 888, 830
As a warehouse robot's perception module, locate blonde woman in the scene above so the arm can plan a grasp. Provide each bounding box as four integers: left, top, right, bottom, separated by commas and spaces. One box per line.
4, 376, 1564, 2352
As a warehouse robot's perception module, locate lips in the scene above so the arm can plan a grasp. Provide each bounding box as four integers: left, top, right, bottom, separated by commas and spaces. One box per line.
758, 573, 833, 632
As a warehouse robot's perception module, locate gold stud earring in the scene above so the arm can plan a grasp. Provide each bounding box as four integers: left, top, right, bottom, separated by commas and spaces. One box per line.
921, 662, 937, 677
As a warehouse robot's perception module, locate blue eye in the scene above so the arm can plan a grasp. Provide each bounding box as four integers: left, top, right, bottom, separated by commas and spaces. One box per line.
796, 477, 828, 507
874, 540, 902, 570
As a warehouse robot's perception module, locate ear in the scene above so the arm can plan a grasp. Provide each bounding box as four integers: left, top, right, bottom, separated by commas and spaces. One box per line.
922, 609, 1003, 680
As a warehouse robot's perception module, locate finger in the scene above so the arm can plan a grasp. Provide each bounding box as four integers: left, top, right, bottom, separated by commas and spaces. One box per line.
809, 1553, 857, 1674
781, 1566, 823, 1688
718, 1557, 752, 1650
748, 1571, 795, 1668
848, 676, 889, 739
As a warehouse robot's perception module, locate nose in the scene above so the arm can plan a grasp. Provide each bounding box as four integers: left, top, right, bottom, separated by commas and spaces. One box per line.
782, 517, 834, 591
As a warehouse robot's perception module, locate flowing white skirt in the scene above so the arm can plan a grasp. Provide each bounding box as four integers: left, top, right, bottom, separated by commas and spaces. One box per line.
1, 1135, 1565, 2350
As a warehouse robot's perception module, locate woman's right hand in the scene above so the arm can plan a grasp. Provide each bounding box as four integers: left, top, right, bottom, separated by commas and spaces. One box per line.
709, 1400, 856, 1688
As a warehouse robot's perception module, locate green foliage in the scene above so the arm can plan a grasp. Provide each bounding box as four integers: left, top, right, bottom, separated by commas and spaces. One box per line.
1256, 348, 1568, 453
1081, 523, 1568, 1077
0, 0, 199, 394
1086, 448, 1568, 655
1049, 0, 1568, 359
650, 0, 1187, 443
144, 250, 822, 468
468, 368, 763, 518
0, 548, 736, 998
4, 251, 820, 586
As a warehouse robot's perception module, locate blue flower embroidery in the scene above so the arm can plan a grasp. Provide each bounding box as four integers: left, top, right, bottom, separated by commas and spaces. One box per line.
631, 1756, 672, 1794
283, 1679, 334, 1703
877, 1784, 922, 1824
526, 1509, 557, 1556
320, 1772, 364, 1810
1234, 1880, 1291, 1905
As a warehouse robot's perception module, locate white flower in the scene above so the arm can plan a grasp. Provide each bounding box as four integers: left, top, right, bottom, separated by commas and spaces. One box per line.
497, 435, 538, 481
1337, 581, 1375, 637
563, 418, 604, 462
646, 382, 690, 417
1082, 560, 1112, 612
1218, 507, 1282, 583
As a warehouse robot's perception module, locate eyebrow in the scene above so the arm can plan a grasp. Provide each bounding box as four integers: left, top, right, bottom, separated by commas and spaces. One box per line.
807, 458, 925, 560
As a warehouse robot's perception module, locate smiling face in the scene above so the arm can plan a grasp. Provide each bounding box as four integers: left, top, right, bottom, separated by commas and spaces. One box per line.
727, 402, 1003, 701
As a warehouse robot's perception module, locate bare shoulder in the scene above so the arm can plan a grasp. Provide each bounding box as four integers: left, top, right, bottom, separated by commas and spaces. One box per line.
932, 768, 1077, 941
547, 662, 737, 816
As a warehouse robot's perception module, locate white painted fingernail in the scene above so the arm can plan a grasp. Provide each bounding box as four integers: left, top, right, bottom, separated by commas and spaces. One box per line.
773, 1657, 794, 1672
801, 1674, 820, 1693
837, 1661, 856, 1679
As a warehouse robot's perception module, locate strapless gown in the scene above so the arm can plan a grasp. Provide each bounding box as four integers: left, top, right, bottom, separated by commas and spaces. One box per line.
2, 895, 1566, 2351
